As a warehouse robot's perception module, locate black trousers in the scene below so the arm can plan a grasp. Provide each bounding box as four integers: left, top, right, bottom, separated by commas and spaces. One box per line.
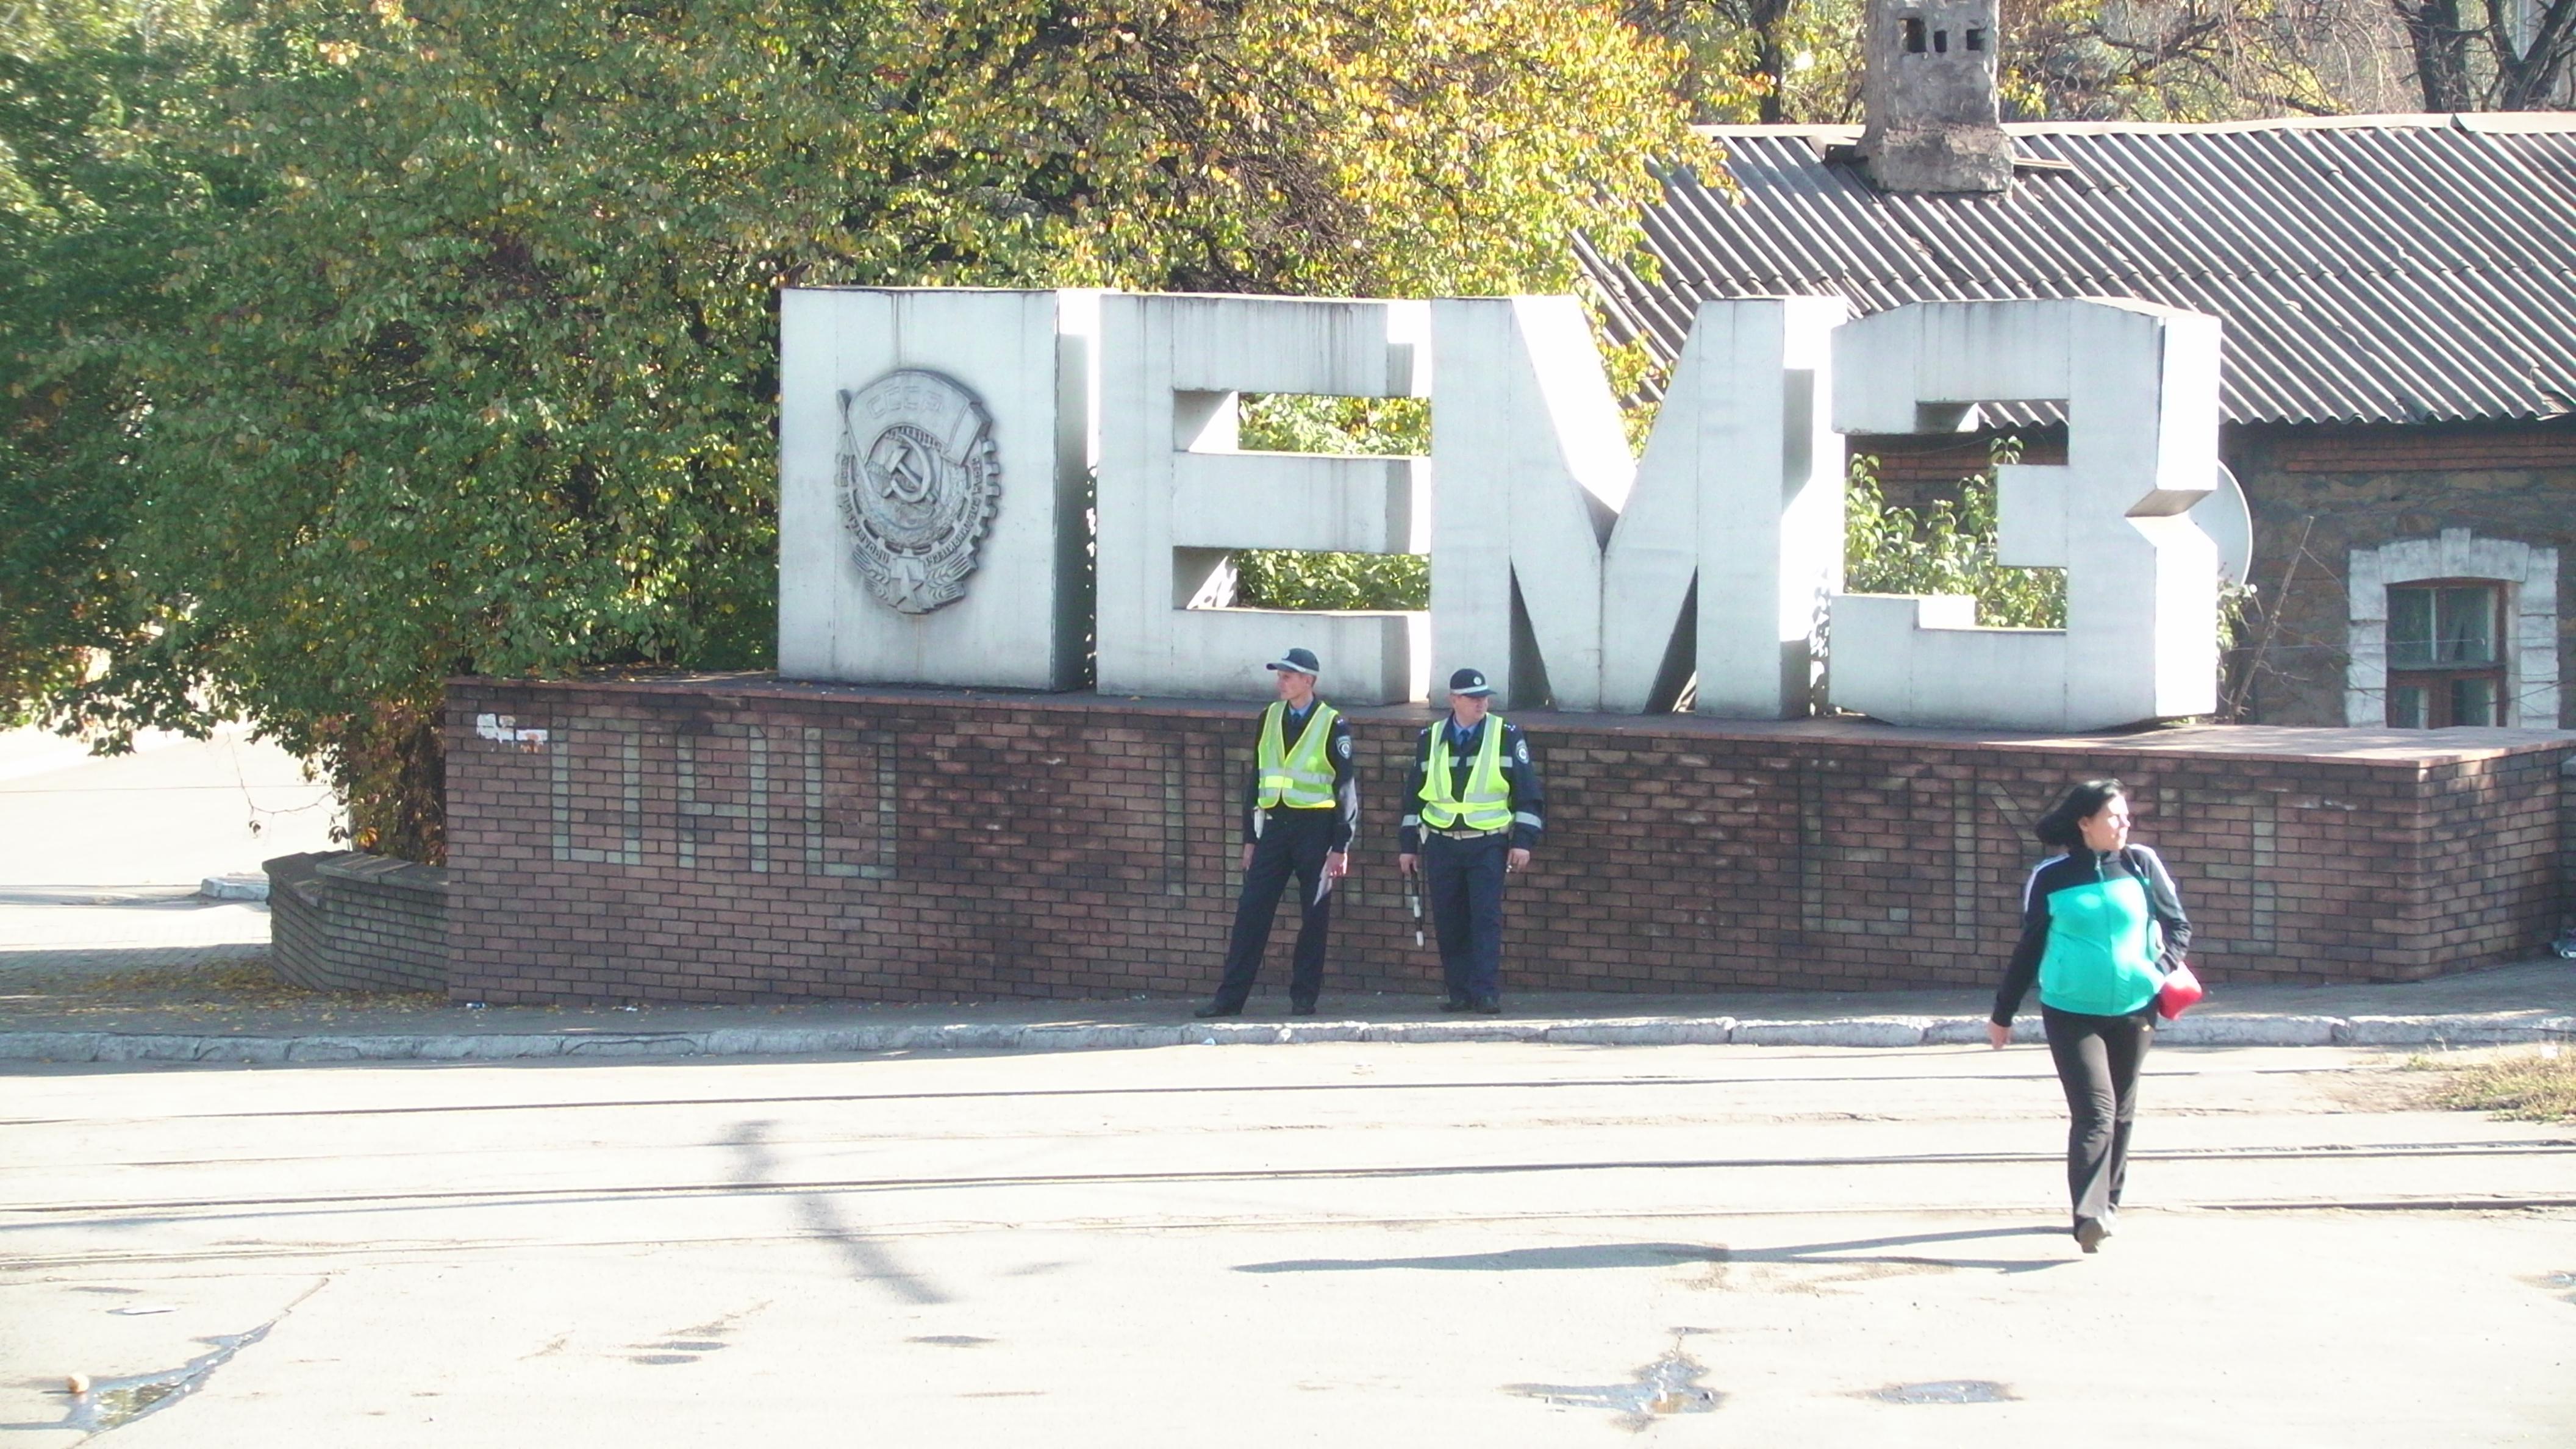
2041, 1004, 2156, 1228
1423, 832, 1509, 1004
1213, 809, 1337, 1009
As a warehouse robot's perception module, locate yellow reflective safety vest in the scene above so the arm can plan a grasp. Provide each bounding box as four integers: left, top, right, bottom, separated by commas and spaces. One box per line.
1256, 701, 1341, 809
1419, 718, 1512, 832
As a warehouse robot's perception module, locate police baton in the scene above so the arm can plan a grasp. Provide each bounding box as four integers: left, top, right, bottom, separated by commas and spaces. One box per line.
1406, 868, 1423, 949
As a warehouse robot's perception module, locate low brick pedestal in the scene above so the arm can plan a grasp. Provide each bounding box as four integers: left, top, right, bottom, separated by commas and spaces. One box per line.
267, 850, 449, 994
443, 674, 2575, 1006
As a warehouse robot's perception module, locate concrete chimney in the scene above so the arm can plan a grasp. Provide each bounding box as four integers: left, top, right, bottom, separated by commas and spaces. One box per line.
1856, 0, 2012, 193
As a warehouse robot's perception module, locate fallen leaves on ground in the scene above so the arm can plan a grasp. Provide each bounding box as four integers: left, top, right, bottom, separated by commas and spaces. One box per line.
26, 955, 443, 1013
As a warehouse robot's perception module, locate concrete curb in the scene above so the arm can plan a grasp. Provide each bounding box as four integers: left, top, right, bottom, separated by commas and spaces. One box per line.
2, 1012, 2568, 1065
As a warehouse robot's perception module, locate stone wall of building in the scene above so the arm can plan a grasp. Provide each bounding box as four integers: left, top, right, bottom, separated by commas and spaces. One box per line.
443, 676, 2575, 1006
266, 851, 449, 994
2230, 421, 2576, 729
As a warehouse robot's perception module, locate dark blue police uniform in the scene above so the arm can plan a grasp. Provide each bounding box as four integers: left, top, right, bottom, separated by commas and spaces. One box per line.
1199, 648, 1359, 1018
1399, 675, 1544, 1013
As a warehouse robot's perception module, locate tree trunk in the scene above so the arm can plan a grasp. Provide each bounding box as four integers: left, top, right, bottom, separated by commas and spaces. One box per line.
338, 701, 449, 865
2491, 0, 2576, 109
2395, 0, 2480, 109
1751, 0, 1794, 124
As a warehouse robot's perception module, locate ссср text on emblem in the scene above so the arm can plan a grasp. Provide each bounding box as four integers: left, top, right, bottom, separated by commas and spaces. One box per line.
835, 370, 1001, 614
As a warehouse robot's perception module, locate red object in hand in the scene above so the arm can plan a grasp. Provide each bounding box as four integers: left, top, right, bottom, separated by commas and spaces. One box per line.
2156, 961, 2205, 1021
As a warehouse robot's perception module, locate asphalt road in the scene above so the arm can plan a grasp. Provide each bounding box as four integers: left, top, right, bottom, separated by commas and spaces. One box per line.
0, 724, 337, 895
3, 1043, 2571, 1447
0, 723, 334, 987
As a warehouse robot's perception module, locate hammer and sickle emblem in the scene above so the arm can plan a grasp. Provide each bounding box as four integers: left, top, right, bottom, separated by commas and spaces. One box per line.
869, 430, 939, 504
835, 369, 998, 615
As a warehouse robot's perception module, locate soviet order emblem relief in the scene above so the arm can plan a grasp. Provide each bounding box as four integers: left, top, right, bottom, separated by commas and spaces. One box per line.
835, 370, 1001, 614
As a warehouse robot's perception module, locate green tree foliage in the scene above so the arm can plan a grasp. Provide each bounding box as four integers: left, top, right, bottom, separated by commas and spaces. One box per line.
1842, 443, 2066, 629
1622, 0, 1867, 122
2, 0, 1706, 858
2001, 0, 2357, 120
1, 1, 237, 723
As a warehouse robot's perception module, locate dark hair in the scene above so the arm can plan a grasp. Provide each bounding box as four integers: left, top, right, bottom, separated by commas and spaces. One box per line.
2034, 778, 2126, 851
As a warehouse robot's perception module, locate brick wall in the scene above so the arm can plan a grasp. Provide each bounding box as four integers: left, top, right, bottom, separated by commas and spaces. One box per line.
266, 851, 449, 994
445, 677, 2576, 1006
1848, 427, 2066, 512
2261, 425, 2576, 475
2564, 754, 2576, 936
2229, 420, 2576, 729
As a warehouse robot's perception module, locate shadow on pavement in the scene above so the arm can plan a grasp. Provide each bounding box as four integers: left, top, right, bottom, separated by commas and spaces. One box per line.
724, 1118, 951, 1306
1235, 1225, 2067, 1276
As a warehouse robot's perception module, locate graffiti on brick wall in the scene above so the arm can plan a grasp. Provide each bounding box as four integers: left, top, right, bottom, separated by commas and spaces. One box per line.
547, 719, 897, 879
451, 685, 2572, 1002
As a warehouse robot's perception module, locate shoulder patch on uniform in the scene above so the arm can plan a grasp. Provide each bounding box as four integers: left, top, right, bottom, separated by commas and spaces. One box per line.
1336, 735, 1352, 760
1515, 739, 1531, 765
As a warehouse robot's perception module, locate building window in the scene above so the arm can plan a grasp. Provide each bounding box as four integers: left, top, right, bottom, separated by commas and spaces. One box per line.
2346, 529, 2561, 731
2384, 582, 2503, 728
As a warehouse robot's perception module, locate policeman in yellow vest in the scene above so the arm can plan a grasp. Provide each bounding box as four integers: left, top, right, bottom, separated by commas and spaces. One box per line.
1197, 648, 1358, 1018
1398, 667, 1545, 1014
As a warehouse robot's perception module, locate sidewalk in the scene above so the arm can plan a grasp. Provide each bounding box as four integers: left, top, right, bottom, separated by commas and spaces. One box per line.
4, 926, 2569, 1064
7, 723, 2567, 1065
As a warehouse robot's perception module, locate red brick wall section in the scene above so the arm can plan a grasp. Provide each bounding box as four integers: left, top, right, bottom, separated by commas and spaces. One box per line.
266, 851, 449, 994
444, 677, 2576, 1006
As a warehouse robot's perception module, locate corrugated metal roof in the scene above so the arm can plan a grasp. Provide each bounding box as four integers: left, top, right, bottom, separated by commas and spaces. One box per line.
1583, 114, 2576, 426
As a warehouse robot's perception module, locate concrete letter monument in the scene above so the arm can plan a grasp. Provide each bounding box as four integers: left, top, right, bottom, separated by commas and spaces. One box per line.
778, 288, 1099, 690
1429, 295, 1848, 715
1095, 294, 1434, 704
778, 288, 2226, 733
1828, 298, 2224, 730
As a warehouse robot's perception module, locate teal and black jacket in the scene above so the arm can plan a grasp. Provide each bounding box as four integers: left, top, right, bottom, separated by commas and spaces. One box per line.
1991, 846, 2192, 1026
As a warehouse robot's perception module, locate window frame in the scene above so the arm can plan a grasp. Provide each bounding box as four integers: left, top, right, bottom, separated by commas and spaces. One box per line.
2383, 579, 2507, 729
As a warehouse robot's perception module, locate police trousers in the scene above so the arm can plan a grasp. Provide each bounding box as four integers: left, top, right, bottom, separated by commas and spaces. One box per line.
1214, 808, 1339, 1009
1423, 831, 1510, 1005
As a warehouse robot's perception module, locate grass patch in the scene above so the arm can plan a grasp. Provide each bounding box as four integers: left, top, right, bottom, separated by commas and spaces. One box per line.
2417, 1047, 2576, 1123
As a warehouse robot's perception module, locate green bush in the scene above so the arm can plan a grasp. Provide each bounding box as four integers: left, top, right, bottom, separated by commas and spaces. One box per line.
1843, 442, 2066, 629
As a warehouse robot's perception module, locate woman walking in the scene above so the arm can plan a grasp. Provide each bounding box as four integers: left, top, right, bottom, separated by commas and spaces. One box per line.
1987, 779, 2192, 1253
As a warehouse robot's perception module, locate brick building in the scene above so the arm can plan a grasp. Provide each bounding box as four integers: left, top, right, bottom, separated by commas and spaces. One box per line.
1584, 114, 2576, 731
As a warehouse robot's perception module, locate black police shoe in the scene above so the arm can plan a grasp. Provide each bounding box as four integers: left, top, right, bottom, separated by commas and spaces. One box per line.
1473, 999, 1502, 1015
1193, 1001, 1242, 1019
1290, 1001, 1318, 1017
1439, 997, 1472, 1013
